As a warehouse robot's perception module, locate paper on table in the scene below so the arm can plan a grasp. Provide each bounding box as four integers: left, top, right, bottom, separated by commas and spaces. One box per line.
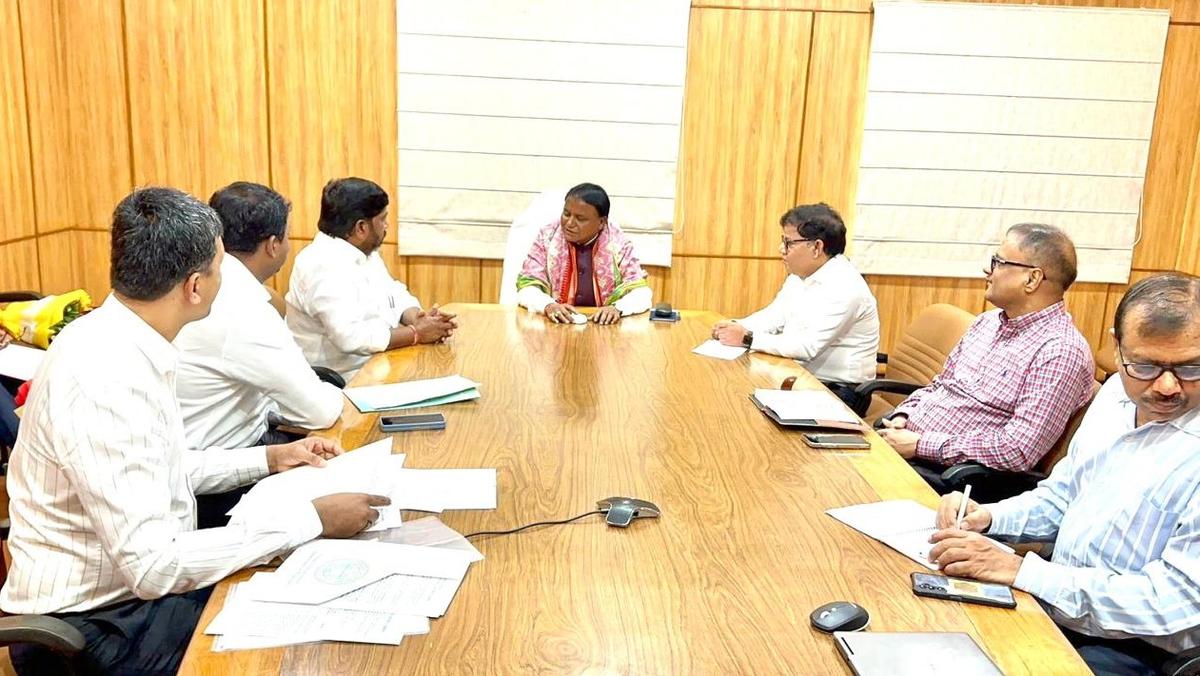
384, 388, 480, 411
391, 469, 497, 511
691, 339, 747, 360
344, 375, 480, 412
354, 515, 484, 562
826, 500, 1014, 570
323, 572, 464, 617
206, 582, 426, 645
212, 632, 323, 652
0, 343, 44, 381
753, 388, 859, 425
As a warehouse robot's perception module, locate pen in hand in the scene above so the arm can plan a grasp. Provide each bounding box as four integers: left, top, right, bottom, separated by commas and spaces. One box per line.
955, 484, 973, 529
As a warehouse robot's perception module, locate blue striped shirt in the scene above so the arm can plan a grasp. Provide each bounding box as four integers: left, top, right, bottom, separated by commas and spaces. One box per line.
989, 376, 1200, 653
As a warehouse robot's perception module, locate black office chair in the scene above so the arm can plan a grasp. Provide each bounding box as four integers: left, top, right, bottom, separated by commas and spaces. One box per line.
0, 615, 85, 659
1165, 648, 1200, 676
312, 366, 346, 389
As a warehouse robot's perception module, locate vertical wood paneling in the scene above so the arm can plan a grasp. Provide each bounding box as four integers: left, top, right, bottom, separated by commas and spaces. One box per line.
36, 230, 83, 295
405, 257, 483, 306
1134, 24, 1200, 270
0, 0, 36, 243
124, 0, 269, 198
1173, 129, 1200, 274
480, 260, 503, 304
75, 230, 112, 300
0, 240, 41, 292
673, 8, 812, 258
866, 275, 987, 353
266, 0, 397, 241
18, 0, 130, 233
668, 256, 788, 317
1062, 281, 1112, 354
795, 12, 872, 229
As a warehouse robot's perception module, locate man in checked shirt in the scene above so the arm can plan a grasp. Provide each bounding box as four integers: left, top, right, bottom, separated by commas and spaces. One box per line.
878, 223, 1095, 489
929, 273, 1200, 675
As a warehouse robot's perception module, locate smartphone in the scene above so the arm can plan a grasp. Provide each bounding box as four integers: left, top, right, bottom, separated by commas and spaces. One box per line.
802, 433, 871, 450
379, 413, 446, 432
911, 572, 1017, 609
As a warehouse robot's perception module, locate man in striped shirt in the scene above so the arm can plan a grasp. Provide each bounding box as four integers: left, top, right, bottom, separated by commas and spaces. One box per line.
1, 188, 389, 675
879, 223, 1095, 481
930, 273, 1200, 675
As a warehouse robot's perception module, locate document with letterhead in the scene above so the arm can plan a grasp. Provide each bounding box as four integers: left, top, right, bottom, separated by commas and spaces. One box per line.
826, 500, 1014, 570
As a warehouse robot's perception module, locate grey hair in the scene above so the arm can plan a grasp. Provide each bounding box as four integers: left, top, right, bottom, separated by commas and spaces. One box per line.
110, 187, 222, 301
1007, 223, 1078, 290
1114, 273, 1200, 343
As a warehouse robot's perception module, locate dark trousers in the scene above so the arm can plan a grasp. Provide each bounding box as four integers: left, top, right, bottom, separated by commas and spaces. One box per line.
10, 587, 213, 676
1060, 627, 1172, 676
193, 425, 303, 529
820, 380, 871, 417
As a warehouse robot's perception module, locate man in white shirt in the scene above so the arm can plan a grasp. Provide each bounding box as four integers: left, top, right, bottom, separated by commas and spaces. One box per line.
1, 187, 388, 675
929, 273, 1200, 675
176, 182, 343, 450
712, 203, 880, 414
286, 177, 456, 379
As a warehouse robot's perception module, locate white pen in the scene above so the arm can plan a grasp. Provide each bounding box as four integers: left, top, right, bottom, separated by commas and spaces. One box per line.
955, 484, 973, 529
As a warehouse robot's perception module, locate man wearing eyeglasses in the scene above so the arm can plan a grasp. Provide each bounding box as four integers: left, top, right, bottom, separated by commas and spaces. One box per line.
711, 203, 880, 414
878, 223, 1095, 485
926, 273, 1200, 675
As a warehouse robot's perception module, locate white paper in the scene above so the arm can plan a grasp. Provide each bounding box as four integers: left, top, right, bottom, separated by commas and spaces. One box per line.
344, 375, 480, 412
206, 583, 426, 645
569, 313, 588, 325
691, 340, 746, 360
355, 516, 485, 563
827, 500, 1014, 570
212, 632, 323, 652
753, 388, 858, 424
322, 572, 464, 617
0, 343, 44, 381
392, 468, 498, 511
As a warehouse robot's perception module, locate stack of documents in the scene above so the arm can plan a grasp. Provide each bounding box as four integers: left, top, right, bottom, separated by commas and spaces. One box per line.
228, 438, 499, 530
206, 522, 484, 650
751, 388, 864, 431
344, 374, 480, 413
826, 500, 1013, 570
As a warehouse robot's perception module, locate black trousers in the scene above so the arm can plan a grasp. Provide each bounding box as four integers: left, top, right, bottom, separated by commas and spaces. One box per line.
10, 587, 213, 676
1060, 626, 1172, 676
193, 425, 303, 529
820, 380, 871, 417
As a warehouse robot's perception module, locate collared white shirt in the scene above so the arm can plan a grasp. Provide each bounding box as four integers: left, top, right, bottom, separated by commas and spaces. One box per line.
175, 255, 343, 449
0, 295, 322, 615
736, 255, 880, 383
989, 376, 1200, 653
286, 232, 421, 379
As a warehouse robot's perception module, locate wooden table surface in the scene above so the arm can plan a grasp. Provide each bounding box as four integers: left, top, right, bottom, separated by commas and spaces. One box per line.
179, 304, 1087, 675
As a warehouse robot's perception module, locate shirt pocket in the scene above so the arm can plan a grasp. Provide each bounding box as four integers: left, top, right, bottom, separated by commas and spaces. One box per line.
1099, 501, 1182, 571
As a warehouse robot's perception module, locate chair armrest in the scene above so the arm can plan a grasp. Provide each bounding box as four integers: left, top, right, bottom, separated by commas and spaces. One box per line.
0, 291, 41, 303
940, 462, 1047, 502
854, 379, 921, 399
312, 366, 346, 389
876, 352, 888, 364
0, 615, 86, 654
1164, 647, 1200, 676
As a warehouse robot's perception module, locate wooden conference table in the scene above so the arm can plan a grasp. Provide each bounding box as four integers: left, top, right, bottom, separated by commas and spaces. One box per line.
180, 304, 1087, 674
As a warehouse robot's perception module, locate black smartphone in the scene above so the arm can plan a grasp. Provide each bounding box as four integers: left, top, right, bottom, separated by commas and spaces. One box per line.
911, 572, 1017, 609
801, 433, 871, 450
379, 413, 446, 432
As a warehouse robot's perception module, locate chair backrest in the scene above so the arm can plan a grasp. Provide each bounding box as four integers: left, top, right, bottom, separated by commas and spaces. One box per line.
879, 303, 977, 406
1034, 378, 1102, 475
499, 189, 569, 304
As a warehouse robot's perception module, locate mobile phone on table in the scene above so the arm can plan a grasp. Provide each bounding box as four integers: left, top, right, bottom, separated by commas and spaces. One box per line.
801, 433, 871, 450
379, 413, 446, 432
911, 572, 1017, 609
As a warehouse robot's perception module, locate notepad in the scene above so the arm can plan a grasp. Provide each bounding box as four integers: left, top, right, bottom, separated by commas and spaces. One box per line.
751, 388, 864, 431
826, 500, 1014, 570
344, 375, 480, 413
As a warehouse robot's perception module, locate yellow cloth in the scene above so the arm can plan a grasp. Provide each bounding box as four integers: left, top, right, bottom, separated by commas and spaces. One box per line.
0, 290, 92, 348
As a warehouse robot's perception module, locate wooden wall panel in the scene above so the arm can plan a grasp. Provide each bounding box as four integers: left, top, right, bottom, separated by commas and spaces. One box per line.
480, 260, 503, 304
668, 256, 788, 317
692, 0, 1200, 22
1133, 24, 1200, 270
0, 0, 35, 243
795, 12, 871, 227
74, 230, 112, 300
1178, 136, 1200, 274
36, 230, 82, 296
19, 0, 130, 233
405, 257, 482, 306
0, 240, 40, 292
266, 0, 397, 242
124, 0, 269, 199
866, 276, 986, 353
672, 8, 812, 258
1062, 282, 1112, 354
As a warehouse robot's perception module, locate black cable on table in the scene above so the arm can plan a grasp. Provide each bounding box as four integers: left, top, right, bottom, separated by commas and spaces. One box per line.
464, 510, 604, 539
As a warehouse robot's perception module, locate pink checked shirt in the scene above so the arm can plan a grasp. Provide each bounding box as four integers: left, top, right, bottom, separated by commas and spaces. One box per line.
892, 302, 1095, 471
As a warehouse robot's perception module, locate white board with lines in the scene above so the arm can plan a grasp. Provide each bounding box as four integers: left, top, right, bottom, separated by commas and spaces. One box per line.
395, 0, 690, 265
853, 1, 1169, 284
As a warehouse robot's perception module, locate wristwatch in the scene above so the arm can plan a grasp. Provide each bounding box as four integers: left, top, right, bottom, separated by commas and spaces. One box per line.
741, 330, 754, 348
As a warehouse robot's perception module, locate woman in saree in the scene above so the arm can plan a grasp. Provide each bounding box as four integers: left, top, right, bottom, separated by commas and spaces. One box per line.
515, 183, 652, 325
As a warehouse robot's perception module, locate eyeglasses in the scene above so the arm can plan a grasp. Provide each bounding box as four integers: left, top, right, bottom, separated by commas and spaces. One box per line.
1118, 349, 1200, 382
781, 237, 815, 252
987, 254, 1040, 274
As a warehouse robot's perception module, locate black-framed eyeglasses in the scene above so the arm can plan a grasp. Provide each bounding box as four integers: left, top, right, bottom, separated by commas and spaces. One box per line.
1118, 348, 1200, 382
781, 237, 815, 252
987, 254, 1040, 274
